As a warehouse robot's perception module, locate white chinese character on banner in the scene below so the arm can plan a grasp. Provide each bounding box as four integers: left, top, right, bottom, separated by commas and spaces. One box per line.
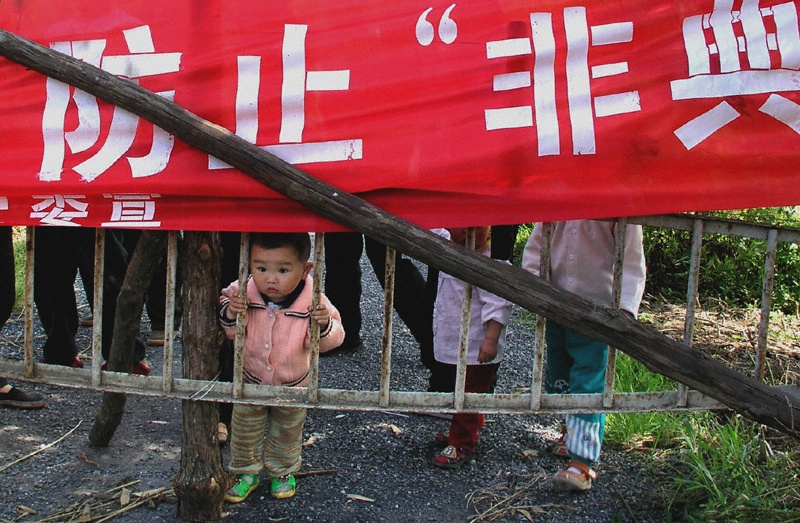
484, 7, 640, 156
670, 1, 800, 149
0, 197, 8, 224
40, 25, 181, 182
209, 24, 362, 170
101, 194, 161, 227
30, 195, 89, 226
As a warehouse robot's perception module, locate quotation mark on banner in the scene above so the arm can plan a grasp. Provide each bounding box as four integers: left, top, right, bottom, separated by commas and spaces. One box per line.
416, 4, 457, 46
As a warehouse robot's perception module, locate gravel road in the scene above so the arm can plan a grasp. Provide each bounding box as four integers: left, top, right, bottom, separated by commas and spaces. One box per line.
0, 254, 670, 523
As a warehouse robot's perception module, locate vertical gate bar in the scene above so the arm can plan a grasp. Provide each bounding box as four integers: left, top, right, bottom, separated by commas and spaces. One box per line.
379, 246, 396, 408
678, 219, 704, 406
161, 231, 178, 392
602, 218, 626, 408
23, 227, 35, 379
530, 222, 552, 410
307, 233, 324, 404
454, 228, 475, 411
91, 229, 105, 386
755, 228, 778, 382
232, 233, 250, 399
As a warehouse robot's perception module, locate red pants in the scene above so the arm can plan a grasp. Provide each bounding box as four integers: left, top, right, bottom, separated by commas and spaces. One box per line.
440, 363, 499, 451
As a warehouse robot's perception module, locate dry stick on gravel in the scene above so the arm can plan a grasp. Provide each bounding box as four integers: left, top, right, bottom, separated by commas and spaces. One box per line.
612, 486, 640, 523
293, 469, 341, 478
26, 482, 174, 523
0, 420, 81, 473
467, 473, 565, 522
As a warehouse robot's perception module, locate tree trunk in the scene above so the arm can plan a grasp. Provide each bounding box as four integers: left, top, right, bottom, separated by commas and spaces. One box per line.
89, 230, 168, 447
1, 30, 799, 438
173, 232, 229, 522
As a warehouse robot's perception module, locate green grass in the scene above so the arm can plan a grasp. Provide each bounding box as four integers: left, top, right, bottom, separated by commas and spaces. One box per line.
12, 228, 26, 310
665, 413, 800, 522
605, 354, 800, 522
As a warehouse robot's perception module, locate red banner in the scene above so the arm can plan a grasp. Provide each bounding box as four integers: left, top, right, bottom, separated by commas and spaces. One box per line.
1, 1, 799, 232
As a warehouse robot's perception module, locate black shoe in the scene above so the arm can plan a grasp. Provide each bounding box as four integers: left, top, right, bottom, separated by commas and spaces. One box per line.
0, 387, 45, 409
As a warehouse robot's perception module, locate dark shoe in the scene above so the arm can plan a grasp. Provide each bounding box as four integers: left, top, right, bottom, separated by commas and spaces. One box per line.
320, 339, 364, 357
41, 356, 84, 369
433, 445, 474, 469
0, 387, 45, 409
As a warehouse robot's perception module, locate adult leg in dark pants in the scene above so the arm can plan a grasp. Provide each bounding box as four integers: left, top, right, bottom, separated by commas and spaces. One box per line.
35, 227, 146, 370
34, 227, 84, 367
323, 232, 364, 352
364, 236, 434, 368
1, 227, 45, 408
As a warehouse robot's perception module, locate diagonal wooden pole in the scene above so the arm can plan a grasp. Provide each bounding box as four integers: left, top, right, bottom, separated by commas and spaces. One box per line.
1, 29, 798, 437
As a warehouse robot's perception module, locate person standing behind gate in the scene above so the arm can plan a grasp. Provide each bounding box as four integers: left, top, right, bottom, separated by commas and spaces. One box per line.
219, 232, 344, 503
521, 220, 645, 491
0, 226, 45, 409
430, 227, 512, 469
323, 233, 436, 368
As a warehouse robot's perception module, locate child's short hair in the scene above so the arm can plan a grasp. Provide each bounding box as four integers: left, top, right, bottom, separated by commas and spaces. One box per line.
250, 232, 312, 262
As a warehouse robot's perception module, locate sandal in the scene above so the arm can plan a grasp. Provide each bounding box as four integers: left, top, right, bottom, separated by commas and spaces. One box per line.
433, 445, 474, 469
271, 474, 297, 499
550, 426, 570, 458
552, 460, 598, 491
217, 423, 229, 445
549, 423, 570, 458
225, 473, 259, 503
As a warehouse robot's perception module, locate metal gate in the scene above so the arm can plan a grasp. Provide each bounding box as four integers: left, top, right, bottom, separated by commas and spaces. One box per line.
1, 214, 798, 415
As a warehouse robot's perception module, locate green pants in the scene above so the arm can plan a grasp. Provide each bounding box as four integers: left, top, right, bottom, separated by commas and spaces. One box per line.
545, 320, 607, 465
229, 404, 307, 478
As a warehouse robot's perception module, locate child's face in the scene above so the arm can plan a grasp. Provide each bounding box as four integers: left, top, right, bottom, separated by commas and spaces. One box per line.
249, 244, 312, 302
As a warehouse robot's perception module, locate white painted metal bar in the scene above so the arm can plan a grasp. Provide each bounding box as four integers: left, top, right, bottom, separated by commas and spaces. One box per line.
232, 233, 249, 398
603, 218, 626, 408
91, 228, 105, 386
755, 228, 779, 382
378, 246, 396, 408
161, 231, 178, 393
530, 222, 551, 410
454, 228, 475, 411
677, 219, 704, 407
23, 227, 35, 379
307, 232, 324, 404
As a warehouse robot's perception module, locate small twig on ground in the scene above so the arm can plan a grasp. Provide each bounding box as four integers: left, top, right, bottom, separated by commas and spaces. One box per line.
25, 484, 173, 523
613, 486, 640, 523
0, 420, 82, 473
294, 469, 340, 478
467, 473, 567, 522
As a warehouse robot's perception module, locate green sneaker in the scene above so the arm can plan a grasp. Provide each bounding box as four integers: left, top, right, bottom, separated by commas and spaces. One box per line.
270, 474, 296, 499
225, 474, 259, 503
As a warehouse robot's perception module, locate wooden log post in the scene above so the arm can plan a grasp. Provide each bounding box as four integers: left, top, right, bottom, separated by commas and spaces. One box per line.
89, 230, 168, 447
0, 30, 798, 441
173, 231, 229, 522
